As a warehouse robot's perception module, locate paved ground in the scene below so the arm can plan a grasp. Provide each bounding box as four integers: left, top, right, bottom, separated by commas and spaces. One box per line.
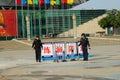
0, 37, 120, 80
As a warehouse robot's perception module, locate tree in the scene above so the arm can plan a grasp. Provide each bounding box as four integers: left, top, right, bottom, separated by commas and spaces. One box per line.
98, 16, 111, 29
98, 9, 120, 34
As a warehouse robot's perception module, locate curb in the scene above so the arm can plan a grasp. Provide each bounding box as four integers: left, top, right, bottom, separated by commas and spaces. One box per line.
89, 37, 120, 41
12, 39, 32, 46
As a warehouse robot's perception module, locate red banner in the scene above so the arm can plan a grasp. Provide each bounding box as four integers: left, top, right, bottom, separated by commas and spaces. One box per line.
0, 10, 18, 36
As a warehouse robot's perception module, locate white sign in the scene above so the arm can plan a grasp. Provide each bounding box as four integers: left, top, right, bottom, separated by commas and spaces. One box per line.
78, 45, 83, 54
66, 42, 77, 55
42, 42, 53, 57
54, 42, 64, 55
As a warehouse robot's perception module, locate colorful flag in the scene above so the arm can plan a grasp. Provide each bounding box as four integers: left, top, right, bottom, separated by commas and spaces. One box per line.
21, 0, 27, 5
56, 0, 60, 5
67, 0, 74, 4
62, 0, 67, 4
45, 0, 50, 4
33, 0, 38, 4
50, 0, 56, 6
16, 0, 21, 5
39, 0, 44, 5
27, 0, 33, 5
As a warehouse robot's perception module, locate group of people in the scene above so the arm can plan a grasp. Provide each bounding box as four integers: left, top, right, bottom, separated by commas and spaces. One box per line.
32, 33, 90, 62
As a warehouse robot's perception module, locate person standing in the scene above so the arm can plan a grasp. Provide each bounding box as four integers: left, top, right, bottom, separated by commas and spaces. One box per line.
79, 33, 90, 61
32, 36, 43, 62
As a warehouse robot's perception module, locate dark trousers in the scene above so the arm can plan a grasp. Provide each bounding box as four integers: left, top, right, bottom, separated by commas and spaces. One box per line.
82, 47, 88, 60
35, 49, 41, 62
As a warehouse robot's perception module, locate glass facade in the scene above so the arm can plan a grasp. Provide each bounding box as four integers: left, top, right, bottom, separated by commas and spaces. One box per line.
17, 10, 106, 38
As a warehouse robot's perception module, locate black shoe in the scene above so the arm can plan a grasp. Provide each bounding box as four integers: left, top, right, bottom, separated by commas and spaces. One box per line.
70, 59, 76, 61
57, 60, 59, 63
53, 60, 59, 62
83, 59, 88, 61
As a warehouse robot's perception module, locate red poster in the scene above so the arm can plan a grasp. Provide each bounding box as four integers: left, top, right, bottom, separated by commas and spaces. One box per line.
0, 10, 18, 36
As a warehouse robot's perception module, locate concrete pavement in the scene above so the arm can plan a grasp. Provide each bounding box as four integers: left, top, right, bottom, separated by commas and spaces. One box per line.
0, 44, 120, 80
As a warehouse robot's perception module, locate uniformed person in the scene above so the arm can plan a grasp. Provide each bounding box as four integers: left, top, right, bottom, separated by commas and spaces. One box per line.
32, 36, 43, 62
79, 33, 90, 61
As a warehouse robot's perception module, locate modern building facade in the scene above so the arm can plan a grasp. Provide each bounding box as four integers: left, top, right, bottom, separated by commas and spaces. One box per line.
0, 0, 108, 39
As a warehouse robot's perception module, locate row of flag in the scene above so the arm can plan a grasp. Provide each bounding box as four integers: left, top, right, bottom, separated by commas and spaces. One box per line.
16, 0, 74, 5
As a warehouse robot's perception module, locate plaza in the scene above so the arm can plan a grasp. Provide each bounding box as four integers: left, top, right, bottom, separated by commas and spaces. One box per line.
0, 37, 120, 80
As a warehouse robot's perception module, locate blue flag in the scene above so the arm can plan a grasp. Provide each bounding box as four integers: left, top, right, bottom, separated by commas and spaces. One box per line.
21, 0, 27, 5
45, 0, 50, 4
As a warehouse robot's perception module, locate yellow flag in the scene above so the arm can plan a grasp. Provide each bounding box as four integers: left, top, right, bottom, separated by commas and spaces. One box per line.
67, 0, 74, 4
50, 0, 56, 6
28, 0, 33, 4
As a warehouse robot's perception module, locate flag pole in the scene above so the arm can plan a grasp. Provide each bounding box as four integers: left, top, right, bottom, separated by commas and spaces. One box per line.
45, 0, 48, 37
51, 1, 54, 37
33, 0, 36, 37
15, 0, 18, 39
38, 0, 41, 37
62, 1, 65, 37
68, 1, 71, 37
21, 0, 25, 38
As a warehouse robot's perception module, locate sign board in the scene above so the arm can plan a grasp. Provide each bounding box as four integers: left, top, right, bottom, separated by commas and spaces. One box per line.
54, 42, 64, 55
42, 42, 53, 57
0, 10, 18, 36
66, 42, 77, 55
78, 45, 83, 54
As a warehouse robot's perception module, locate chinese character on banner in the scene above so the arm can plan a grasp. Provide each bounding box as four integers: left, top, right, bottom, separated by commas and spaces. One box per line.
56, 46, 62, 53
55, 42, 64, 55
66, 42, 77, 55
68, 45, 74, 52
44, 47, 51, 54
42, 43, 53, 56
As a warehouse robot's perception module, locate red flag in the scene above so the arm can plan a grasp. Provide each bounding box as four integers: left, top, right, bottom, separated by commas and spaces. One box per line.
16, 0, 21, 5
62, 0, 67, 4
39, 0, 44, 5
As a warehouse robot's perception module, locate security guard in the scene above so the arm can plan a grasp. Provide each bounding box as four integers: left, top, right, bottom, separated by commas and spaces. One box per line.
79, 33, 90, 61
32, 36, 43, 62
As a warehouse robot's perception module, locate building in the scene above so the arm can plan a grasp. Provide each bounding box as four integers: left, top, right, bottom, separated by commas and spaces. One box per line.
1, 0, 119, 40
0, 0, 90, 39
